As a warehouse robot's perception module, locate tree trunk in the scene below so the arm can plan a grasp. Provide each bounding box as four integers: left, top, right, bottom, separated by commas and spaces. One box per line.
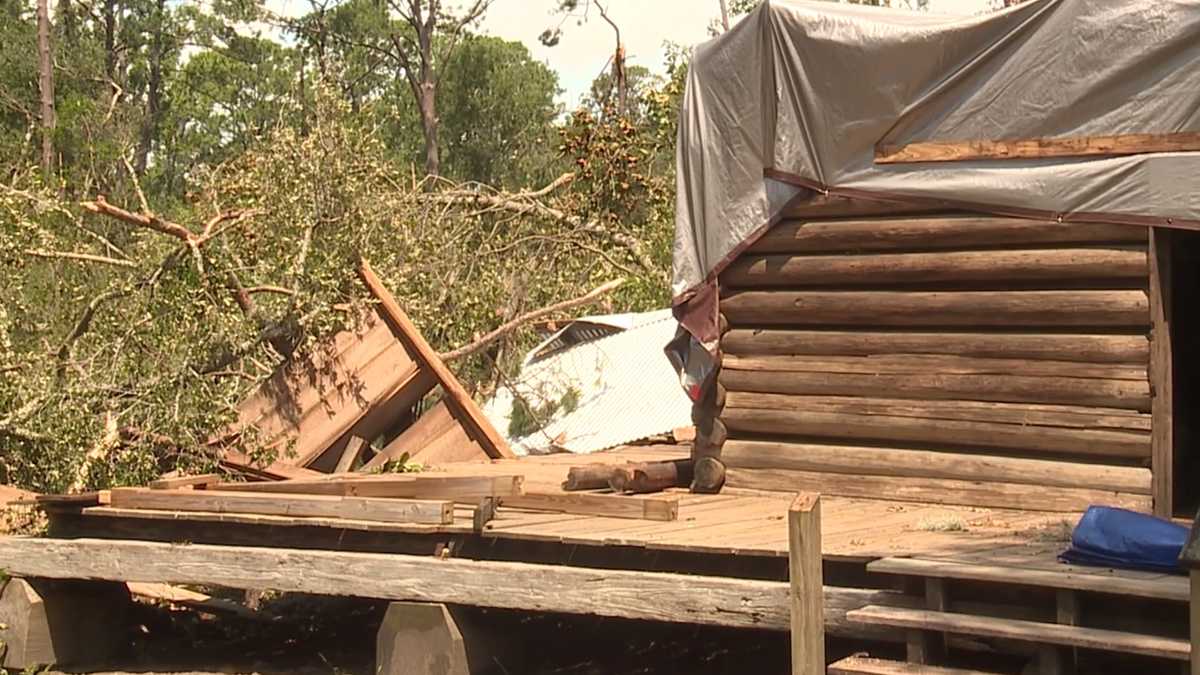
135, 0, 166, 176
103, 0, 117, 81
36, 0, 55, 178
417, 78, 439, 177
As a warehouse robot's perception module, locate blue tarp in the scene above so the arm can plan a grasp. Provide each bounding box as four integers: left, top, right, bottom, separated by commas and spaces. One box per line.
1059, 506, 1188, 574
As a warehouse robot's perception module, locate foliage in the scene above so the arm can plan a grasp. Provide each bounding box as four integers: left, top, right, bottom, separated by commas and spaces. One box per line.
507, 384, 581, 439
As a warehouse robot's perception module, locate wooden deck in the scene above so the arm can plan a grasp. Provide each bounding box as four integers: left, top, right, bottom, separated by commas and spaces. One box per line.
75, 445, 1081, 563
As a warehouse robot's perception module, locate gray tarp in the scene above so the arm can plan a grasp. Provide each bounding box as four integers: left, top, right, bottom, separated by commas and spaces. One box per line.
671, 0, 1200, 344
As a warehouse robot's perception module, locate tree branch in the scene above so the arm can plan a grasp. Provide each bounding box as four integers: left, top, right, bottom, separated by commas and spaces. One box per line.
24, 248, 136, 268
440, 277, 623, 362
81, 195, 196, 242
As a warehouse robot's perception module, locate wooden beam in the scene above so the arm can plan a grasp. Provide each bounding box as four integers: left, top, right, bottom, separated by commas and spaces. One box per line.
1149, 228, 1173, 517
333, 436, 368, 474
219, 451, 324, 481
724, 467, 1150, 513
366, 402, 457, 470
722, 329, 1150, 365
723, 247, 1147, 288
720, 289, 1150, 327
867, 558, 1187, 603
723, 354, 1147, 381
0, 537, 786, 631
789, 494, 823, 675
720, 367, 1150, 411
749, 216, 1145, 256
1190, 571, 1200, 675
828, 656, 996, 674
500, 492, 678, 521
720, 407, 1149, 459
148, 473, 220, 490
357, 258, 514, 459
109, 488, 454, 525
845, 605, 1189, 661
214, 475, 525, 500
875, 132, 1200, 164
722, 440, 1152, 494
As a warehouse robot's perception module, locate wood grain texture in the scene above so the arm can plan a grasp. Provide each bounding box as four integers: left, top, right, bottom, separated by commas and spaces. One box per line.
500, 492, 679, 521
368, 401, 456, 470
725, 467, 1150, 513
148, 473, 220, 490
332, 437, 366, 474
214, 475, 525, 500
0, 537, 812, 632
723, 354, 1147, 381
867, 557, 1187, 602
846, 605, 1189, 660
723, 247, 1147, 288
875, 132, 1200, 164
721, 290, 1149, 327
1149, 228, 1173, 517
789, 494, 823, 675
750, 217, 1145, 255
721, 440, 1152, 494
109, 488, 454, 524
720, 368, 1150, 411
720, 407, 1149, 459
358, 258, 514, 459
722, 329, 1150, 364
722, 392, 1150, 432
828, 656, 997, 675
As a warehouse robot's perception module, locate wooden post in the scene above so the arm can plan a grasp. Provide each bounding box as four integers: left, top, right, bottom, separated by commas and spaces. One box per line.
789, 493, 823, 675
377, 601, 470, 675
0, 577, 129, 670
1191, 570, 1200, 675
1150, 228, 1173, 517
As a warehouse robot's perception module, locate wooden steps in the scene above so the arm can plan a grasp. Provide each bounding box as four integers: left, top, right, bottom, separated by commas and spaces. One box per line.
868, 556, 1188, 602
828, 656, 1001, 675
845, 605, 1190, 661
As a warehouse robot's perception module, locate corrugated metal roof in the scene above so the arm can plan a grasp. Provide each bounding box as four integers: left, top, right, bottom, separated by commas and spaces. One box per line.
482, 309, 691, 455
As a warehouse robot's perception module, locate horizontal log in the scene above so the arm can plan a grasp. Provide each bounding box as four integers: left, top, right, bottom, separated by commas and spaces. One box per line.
109, 488, 454, 525
749, 216, 1146, 255
720, 290, 1149, 327
0, 537, 912, 638
720, 407, 1148, 459
724, 468, 1150, 513
779, 193, 946, 219
721, 440, 1152, 494
720, 368, 1150, 411
723, 392, 1151, 432
722, 247, 1147, 288
721, 330, 1150, 364
722, 354, 1147, 381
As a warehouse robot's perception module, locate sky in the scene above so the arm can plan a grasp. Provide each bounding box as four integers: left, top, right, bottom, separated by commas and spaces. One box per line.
266, 0, 995, 107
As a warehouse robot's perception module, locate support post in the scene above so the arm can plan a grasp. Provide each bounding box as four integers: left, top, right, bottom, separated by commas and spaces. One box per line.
0, 577, 129, 670
377, 601, 470, 675
789, 493, 823, 675
1191, 570, 1200, 675
1150, 227, 1173, 517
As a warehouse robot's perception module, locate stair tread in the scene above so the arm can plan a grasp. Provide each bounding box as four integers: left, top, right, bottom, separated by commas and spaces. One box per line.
828, 656, 1005, 675
867, 556, 1188, 602
845, 605, 1189, 661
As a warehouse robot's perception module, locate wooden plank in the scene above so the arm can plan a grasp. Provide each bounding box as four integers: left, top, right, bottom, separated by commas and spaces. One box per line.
213, 475, 525, 500
867, 558, 1187, 602
219, 452, 324, 481
109, 488, 454, 525
1191, 571, 1200, 675
845, 605, 1189, 660
722, 329, 1150, 364
82, 505, 464, 534
1149, 228, 1173, 517
828, 656, 1001, 675
332, 437, 367, 474
148, 473, 220, 490
723, 392, 1151, 432
0, 537, 785, 630
366, 401, 457, 471
779, 193, 946, 220
720, 407, 1149, 459
875, 132, 1200, 164
722, 440, 1151, 494
723, 247, 1147, 288
410, 419, 487, 465
358, 258, 515, 459
725, 468, 1150, 513
720, 368, 1150, 411
750, 216, 1146, 255
723, 354, 1147, 381
721, 290, 1150, 327
500, 492, 679, 522
789, 493, 823, 675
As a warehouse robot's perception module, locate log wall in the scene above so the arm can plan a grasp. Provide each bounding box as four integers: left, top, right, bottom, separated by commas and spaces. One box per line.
701, 204, 1162, 513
